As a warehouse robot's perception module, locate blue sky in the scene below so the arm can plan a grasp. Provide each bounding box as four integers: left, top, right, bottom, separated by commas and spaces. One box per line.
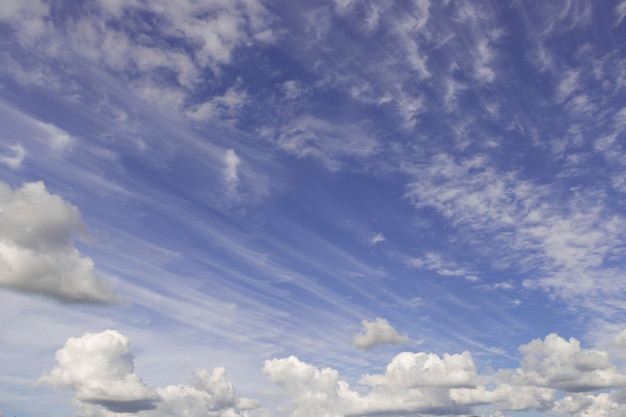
1, 1, 626, 416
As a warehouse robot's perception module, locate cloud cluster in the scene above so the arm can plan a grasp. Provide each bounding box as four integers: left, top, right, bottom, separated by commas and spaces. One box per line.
0, 181, 115, 303
352, 318, 409, 349
40, 328, 626, 417
39, 330, 268, 417
404, 153, 626, 311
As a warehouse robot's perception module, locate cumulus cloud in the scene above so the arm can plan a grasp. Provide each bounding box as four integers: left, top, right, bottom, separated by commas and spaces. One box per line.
264, 350, 476, 417
40, 330, 268, 417
519, 333, 626, 392
352, 318, 409, 349
0, 181, 115, 303
38, 330, 159, 413
451, 333, 626, 415
43, 330, 626, 417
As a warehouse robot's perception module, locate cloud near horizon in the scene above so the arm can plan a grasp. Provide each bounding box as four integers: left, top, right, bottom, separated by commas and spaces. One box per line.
39, 330, 269, 417
39, 329, 626, 417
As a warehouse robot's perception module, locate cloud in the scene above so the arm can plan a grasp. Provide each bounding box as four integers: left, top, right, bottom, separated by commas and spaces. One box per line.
224, 149, 241, 201
153, 368, 268, 417
409, 252, 475, 280
37, 330, 159, 413
261, 115, 379, 170
40, 330, 268, 417
0, 144, 25, 168
404, 153, 626, 312
371, 233, 385, 245
360, 350, 477, 388
353, 318, 409, 349
187, 86, 249, 122
616, 1, 626, 26
0, 0, 50, 44
264, 350, 476, 417
519, 333, 626, 392
451, 333, 626, 414
0, 181, 115, 303
43, 329, 626, 417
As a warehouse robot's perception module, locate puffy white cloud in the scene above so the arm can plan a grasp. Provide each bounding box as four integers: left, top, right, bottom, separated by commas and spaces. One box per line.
263, 356, 360, 417
451, 333, 626, 415
264, 350, 477, 417
37, 330, 159, 413
352, 318, 409, 349
360, 350, 477, 388
41, 330, 269, 417
552, 391, 626, 417
0, 181, 115, 303
153, 368, 268, 417
519, 333, 626, 392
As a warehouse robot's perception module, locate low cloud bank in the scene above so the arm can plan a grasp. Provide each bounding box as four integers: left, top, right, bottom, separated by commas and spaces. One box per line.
40, 329, 626, 417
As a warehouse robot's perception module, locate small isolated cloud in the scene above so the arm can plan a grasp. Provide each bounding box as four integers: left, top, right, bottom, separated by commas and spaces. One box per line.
0, 143, 25, 168
353, 318, 410, 349
41, 330, 269, 417
371, 233, 385, 245
0, 181, 115, 303
224, 149, 241, 202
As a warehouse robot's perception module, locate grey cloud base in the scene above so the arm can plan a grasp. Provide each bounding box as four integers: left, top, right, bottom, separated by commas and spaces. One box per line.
41, 329, 626, 417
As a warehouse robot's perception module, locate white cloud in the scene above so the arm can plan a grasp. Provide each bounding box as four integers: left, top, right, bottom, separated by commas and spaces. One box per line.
0, 143, 25, 168
0, 0, 50, 44
557, 69, 580, 102
452, 333, 626, 415
264, 350, 477, 417
264, 116, 379, 170
353, 318, 409, 349
37, 330, 159, 413
409, 252, 473, 279
371, 233, 385, 245
0, 181, 115, 303
360, 350, 477, 388
40, 330, 269, 417
224, 149, 241, 202
404, 153, 626, 310
187, 87, 249, 122
37, 121, 73, 151
263, 356, 360, 417
153, 368, 268, 417
616, 1, 626, 26
519, 333, 626, 392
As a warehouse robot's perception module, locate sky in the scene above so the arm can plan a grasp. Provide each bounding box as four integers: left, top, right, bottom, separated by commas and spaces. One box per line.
1, 1, 626, 416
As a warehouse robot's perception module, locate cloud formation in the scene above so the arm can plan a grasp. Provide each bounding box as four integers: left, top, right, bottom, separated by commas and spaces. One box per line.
0, 181, 115, 303
40, 329, 626, 417
37, 330, 159, 413
352, 318, 410, 349
40, 330, 269, 417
